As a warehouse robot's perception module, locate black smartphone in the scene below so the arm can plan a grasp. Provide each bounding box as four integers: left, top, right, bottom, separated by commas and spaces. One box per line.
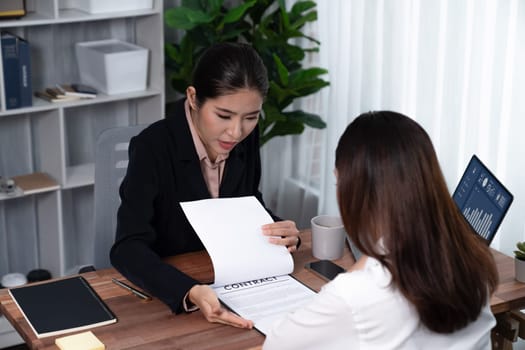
305, 260, 346, 281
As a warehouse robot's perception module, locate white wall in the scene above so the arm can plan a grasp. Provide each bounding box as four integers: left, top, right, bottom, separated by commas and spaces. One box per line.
309, 0, 525, 257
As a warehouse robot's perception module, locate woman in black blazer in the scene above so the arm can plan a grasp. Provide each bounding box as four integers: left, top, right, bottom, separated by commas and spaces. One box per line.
110, 43, 300, 329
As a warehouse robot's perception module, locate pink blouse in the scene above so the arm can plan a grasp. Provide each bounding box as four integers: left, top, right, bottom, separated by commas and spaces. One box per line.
184, 100, 228, 198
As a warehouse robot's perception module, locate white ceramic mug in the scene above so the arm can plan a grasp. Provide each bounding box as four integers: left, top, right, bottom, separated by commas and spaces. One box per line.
311, 215, 346, 260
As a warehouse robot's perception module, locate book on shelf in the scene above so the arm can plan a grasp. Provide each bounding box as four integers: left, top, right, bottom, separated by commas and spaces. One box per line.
0, 172, 59, 200
180, 196, 316, 335
0, 0, 26, 19
35, 84, 97, 102
34, 90, 80, 103
8, 276, 117, 338
12, 172, 59, 195
45, 87, 82, 100
1, 31, 32, 109
56, 84, 97, 99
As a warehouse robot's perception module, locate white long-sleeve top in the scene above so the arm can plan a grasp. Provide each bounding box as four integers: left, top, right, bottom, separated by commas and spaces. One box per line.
263, 257, 495, 350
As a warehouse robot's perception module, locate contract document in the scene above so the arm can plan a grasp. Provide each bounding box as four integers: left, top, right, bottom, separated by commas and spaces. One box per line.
180, 196, 316, 335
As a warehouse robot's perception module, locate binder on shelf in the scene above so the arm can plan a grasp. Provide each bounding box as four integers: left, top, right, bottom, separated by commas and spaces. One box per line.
1, 31, 32, 109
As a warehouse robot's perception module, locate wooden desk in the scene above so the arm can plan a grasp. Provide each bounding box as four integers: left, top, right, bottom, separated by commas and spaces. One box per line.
490, 249, 525, 349
491, 249, 525, 314
0, 230, 354, 350
2, 232, 524, 350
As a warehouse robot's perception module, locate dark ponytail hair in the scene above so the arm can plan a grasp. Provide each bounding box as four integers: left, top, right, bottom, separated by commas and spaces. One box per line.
191, 42, 269, 107
335, 111, 498, 333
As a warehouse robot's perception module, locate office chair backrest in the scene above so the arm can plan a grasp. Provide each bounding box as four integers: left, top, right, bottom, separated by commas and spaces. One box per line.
93, 124, 147, 269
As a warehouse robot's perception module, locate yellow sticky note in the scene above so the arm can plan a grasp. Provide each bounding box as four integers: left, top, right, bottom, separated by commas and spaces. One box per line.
55, 331, 105, 350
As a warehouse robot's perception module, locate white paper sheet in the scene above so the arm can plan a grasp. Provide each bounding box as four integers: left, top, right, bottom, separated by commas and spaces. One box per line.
214, 275, 316, 335
180, 196, 294, 287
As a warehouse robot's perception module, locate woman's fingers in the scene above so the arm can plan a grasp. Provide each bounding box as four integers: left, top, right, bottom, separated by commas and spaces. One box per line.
190, 285, 253, 329
262, 220, 300, 249
207, 306, 254, 329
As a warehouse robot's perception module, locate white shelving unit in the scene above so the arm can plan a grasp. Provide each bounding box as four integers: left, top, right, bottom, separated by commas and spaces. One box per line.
0, 0, 164, 347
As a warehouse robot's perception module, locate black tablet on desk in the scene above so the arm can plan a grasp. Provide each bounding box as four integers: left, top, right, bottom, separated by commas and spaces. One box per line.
8, 276, 116, 338
452, 155, 513, 244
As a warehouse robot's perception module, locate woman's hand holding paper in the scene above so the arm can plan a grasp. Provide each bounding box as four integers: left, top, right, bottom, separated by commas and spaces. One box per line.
262, 220, 301, 252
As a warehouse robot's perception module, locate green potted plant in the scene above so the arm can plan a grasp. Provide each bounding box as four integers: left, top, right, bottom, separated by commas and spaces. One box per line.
514, 241, 525, 283
164, 0, 329, 146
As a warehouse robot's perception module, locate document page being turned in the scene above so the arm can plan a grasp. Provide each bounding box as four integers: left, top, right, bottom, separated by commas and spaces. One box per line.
180, 196, 316, 335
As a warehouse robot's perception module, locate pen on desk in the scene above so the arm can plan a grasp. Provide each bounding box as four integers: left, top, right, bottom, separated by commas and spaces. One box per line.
112, 278, 152, 301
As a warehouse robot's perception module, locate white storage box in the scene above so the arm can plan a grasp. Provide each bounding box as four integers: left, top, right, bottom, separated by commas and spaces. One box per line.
61, 0, 153, 14
75, 39, 149, 95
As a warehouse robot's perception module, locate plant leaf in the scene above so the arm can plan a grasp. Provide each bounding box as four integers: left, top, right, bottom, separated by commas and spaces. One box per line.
181, 0, 206, 11
284, 44, 305, 62
291, 10, 317, 30
221, 0, 257, 25
267, 81, 299, 106
273, 54, 289, 86
291, 1, 316, 17
164, 43, 180, 62
206, 0, 223, 13
220, 26, 250, 41
260, 120, 305, 146
165, 7, 214, 30
277, 0, 290, 29
289, 67, 328, 86
283, 110, 327, 129
262, 103, 286, 123
294, 79, 330, 97
515, 250, 525, 260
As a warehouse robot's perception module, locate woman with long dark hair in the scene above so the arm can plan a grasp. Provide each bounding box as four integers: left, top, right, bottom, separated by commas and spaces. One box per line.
264, 111, 497, 349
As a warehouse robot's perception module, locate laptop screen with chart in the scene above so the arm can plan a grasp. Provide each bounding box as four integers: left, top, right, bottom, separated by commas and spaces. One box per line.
452, 155, 513, 244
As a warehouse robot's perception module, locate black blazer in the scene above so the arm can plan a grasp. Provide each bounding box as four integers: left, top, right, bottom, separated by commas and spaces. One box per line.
110, 98, 275, 313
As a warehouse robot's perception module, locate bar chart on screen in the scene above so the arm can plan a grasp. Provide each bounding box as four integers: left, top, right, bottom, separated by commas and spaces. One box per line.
452, 155, 513, 244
